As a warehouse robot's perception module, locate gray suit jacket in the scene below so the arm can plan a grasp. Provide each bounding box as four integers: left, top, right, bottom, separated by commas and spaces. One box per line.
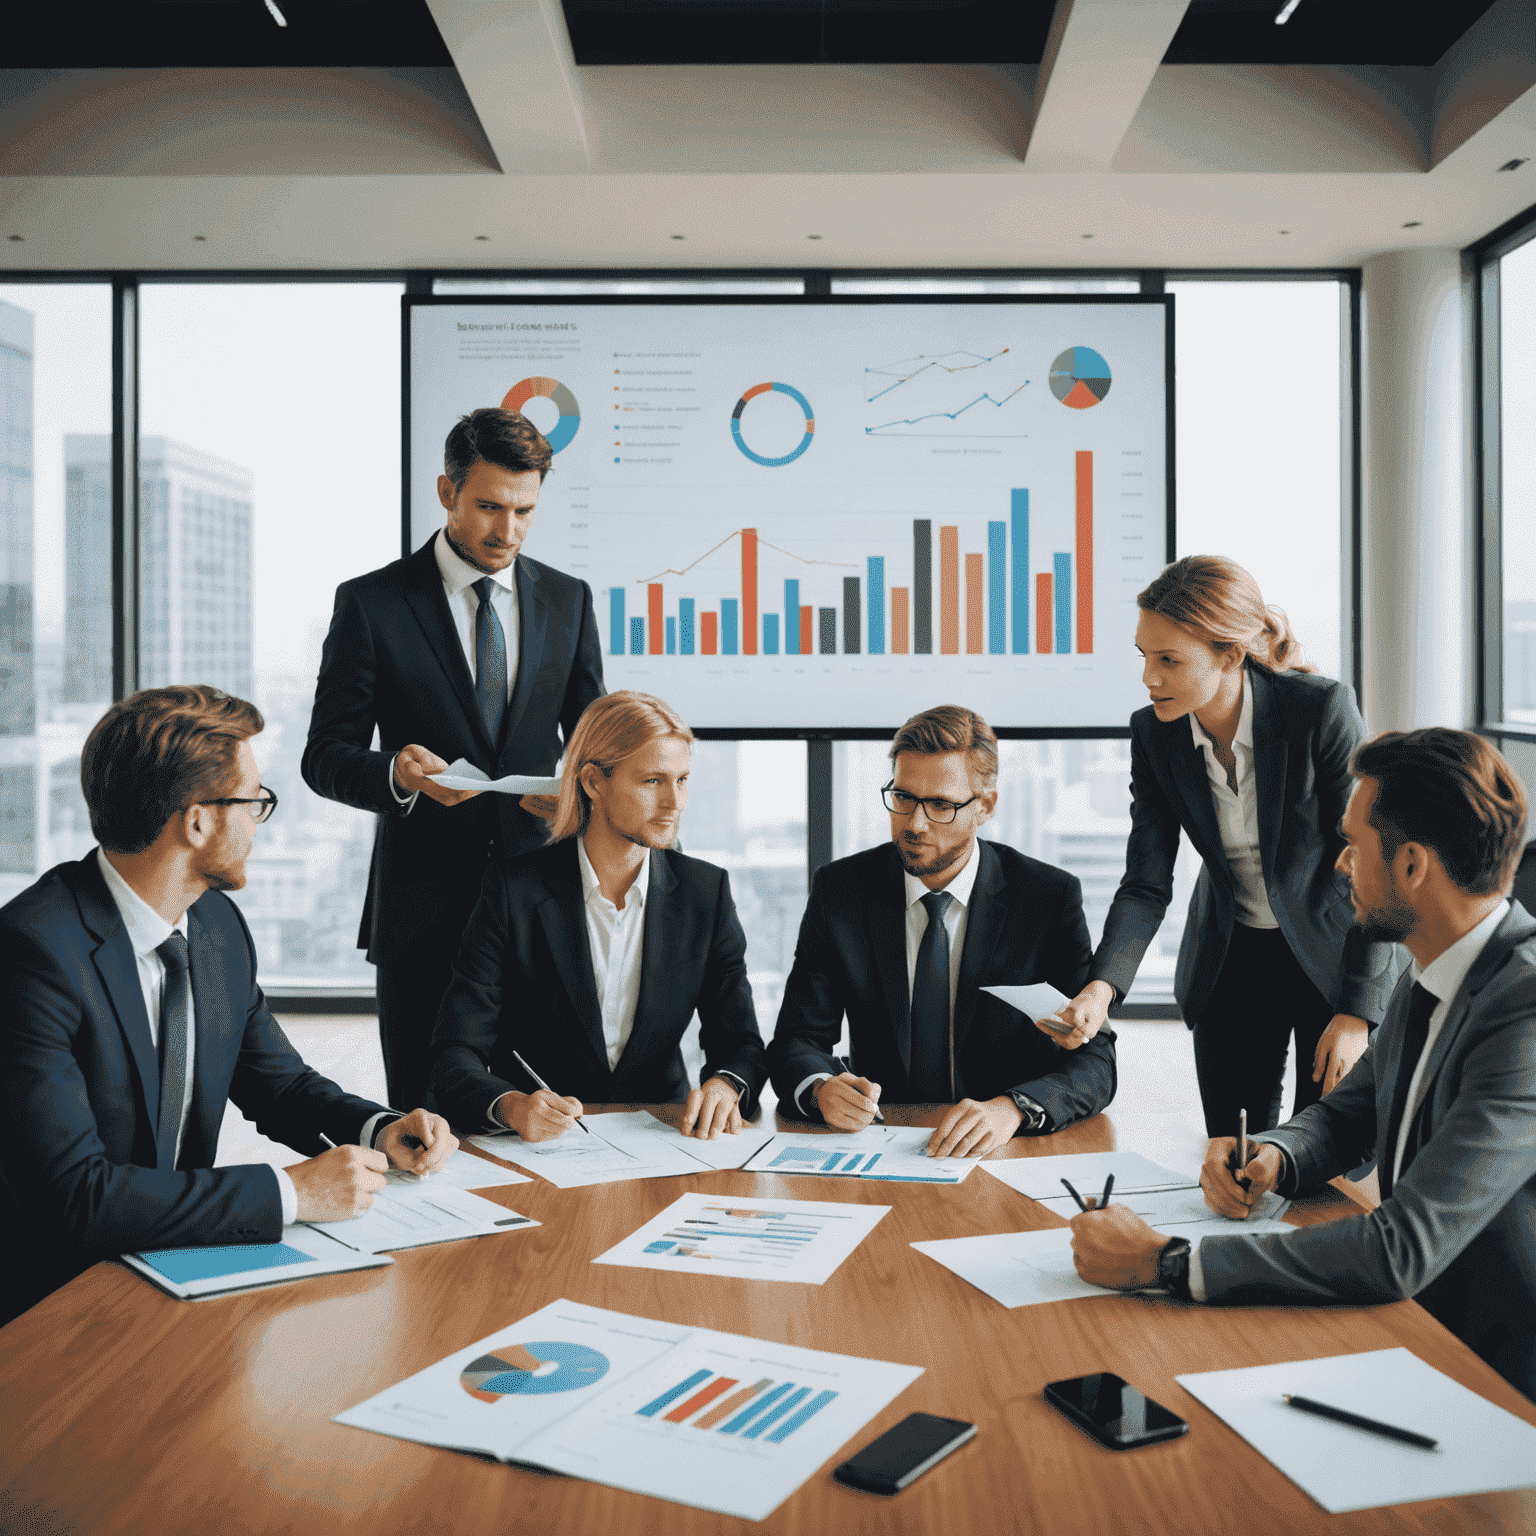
1197, 902, 1536, 1403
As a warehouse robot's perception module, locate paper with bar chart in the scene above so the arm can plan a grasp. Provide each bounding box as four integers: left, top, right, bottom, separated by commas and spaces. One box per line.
591, 1191, 888, 1283
336, 1297, 922, 1520
408, 299, 1169, 729
743, 1125, 981, 1183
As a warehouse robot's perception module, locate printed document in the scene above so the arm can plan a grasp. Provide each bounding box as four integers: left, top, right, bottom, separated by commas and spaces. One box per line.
980, 983, 1074, 1030
1032, 1184, 1290, 1227
981, 1150, 1198, 1202
430, 758, 561, 795
125, 1223, 392, 1300
744, 1125, 980, 1183
312, 1184, 539, 1254
385, 1148, 531, 1190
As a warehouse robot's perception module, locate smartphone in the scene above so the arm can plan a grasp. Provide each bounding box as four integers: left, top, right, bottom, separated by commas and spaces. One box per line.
1043, 1374, 1189, 1450
832, 1413, 978, 1494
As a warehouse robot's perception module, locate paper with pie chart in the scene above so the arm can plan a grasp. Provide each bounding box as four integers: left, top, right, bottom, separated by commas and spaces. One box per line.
336, 1297, 922, 1520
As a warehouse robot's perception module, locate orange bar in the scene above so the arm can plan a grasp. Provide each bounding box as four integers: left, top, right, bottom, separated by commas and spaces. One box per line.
1036, 573, 1053, 655
702, 612, 718, 655
965, 553, 984, 654
741, 528, 758, 656
891, 587, 910, 654
800, 605, 812, 653
1076, 450, 1093, 654
939, 526, 959, 655
648, 583, 663, 656
695, 1378, 771, 1431
665, 1376, 738, 1424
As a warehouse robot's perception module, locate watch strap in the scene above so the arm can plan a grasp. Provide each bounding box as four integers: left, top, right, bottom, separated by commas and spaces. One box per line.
1157, 1236, 1192, 1298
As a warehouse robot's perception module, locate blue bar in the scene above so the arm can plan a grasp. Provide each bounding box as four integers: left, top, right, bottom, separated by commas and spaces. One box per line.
741, 1387, 812, 1440
720, 1381, 798, 1435
823, 1153, 844, 1171
665, 617, 676, 655
841, 1154, 863, 1173
863, 1153, 881, 1170
988, 522, 1006, 655
680, 599, 695, 655
763, 613, 780, 654
765, 1389, 839, 1444
784, 580, 800, 655
721, 598, 739, 655
1011, 489, 1029, 654
630, 616, 645, 655
609, 587, 626, 656
637, 1369, 713, 1417
1054, 552, 1071, 654
867, 557, 885, 655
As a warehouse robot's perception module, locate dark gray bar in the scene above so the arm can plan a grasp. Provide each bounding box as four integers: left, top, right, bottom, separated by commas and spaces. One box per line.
819, 607, 836, 655
807, 738, 833, 883
914, 518, 932, 654
111, 280, 140, 700
843, 577, 861, 653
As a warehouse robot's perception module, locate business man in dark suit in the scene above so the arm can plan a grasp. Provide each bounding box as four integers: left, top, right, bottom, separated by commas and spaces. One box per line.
768, 705, 1115, 1159
431, 692, 767, 1141
302, 408, 604, 1111
0, 687, 455, 1325
1071, 728, 1536, 1403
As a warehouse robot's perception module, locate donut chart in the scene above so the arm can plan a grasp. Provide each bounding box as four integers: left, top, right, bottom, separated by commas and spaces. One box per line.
459, 1340, 610, 1402
731, 381, 815, 467
1048, 347, 1112, 410
502, 376, 581, 452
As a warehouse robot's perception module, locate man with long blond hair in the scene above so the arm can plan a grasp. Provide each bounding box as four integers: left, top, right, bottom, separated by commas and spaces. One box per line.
430, 692, 766, 1140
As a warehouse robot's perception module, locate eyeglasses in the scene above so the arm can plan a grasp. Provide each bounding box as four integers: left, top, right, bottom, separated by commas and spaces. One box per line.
201, 786, 279, 824
881, 780, 978, 825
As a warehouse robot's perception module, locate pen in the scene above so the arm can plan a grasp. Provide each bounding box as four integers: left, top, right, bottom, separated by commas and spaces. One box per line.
1231, 1107, 1252, 1192
318, 1132, 337, 1150
512, 1049, 591, 1133
1060, 1177, 1089, 1213
1281, 1395, 1439, 1450
1098, 1173, 1114, 1210
834, 1056, 884, 1123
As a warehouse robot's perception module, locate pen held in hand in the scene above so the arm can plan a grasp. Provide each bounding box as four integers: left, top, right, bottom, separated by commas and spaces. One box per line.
511, 1048, 591, 1134
1281, 1394, 1439, 1450
834, 1056, 883, 1123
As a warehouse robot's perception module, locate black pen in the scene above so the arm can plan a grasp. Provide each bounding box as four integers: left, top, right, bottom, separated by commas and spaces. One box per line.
1281, 1395, 1439, 1450
1098, 1173, 1114, 1210
834, 1055, 884, 1123
1060, 1177, 1089, 1212
511, 1049, 591, 1133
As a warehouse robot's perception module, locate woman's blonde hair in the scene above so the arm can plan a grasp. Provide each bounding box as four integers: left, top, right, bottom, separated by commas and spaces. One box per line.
550, 691, 694, 841
1137, 555, 1314, 674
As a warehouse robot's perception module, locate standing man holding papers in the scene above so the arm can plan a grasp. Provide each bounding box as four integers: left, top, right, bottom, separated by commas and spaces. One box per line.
0, 687, 454, 1325
1070, 729, 1536, 1403
767, 705, 1116, 1155
302, 408, 604, 1111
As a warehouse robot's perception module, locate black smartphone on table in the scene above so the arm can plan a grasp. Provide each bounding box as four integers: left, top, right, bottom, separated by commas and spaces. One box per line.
833, 1412, 978, 1494
1043, 1373, 1189, 1450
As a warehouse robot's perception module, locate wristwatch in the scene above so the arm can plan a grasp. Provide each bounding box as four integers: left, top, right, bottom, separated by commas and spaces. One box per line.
1006, 1091, 1048, 1132
1157, 1236, 1192, 1298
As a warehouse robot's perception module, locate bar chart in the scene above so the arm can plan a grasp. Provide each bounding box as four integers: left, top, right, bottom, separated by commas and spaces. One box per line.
636, 1369, 840, 1443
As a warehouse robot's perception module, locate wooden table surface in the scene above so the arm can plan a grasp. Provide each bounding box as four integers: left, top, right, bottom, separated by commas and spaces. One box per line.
2, 1107, 1533, 1535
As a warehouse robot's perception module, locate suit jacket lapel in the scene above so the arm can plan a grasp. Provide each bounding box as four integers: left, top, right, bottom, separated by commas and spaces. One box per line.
954, 840, 1005, 1057
1160, 717, 1228, 877
400, 537, 495, 759
535, 847, 608, 1074
1248, 667, 1287, 883
501, 556, 548, 764
870, 846, 913, 1075
628, 850, 676, 1064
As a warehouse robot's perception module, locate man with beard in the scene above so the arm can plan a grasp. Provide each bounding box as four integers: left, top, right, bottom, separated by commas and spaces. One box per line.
767, 704, 1116, 1156
429, 692, 767, 1142
1069, 728, 1536, 1404
0, 687, 455, 1325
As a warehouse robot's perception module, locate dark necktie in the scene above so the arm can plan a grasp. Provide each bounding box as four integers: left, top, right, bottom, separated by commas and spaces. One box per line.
1382, 980, 1437, 1197
473, 576, 507, 745
156, 933, 191, 1170
908, 891, 953, 1101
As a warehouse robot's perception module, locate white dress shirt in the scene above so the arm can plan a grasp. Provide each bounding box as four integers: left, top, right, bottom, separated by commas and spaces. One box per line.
389, 528, 522, 810
578, 837, 650, 1071
1188, 669, 1278, 929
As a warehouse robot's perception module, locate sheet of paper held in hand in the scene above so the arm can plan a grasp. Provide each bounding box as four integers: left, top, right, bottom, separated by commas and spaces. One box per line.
980, 983, 1075, 1030
469, 1110, 777, 1188
743, 1125, 980, 1183
1177, 1348, 1536, 1513
336, 1297, 923, 1522
428, 757, 562, 796
592, 1192, 889, 1285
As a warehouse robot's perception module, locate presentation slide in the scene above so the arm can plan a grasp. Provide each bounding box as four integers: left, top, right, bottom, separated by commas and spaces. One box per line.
407, 298, 1171, 732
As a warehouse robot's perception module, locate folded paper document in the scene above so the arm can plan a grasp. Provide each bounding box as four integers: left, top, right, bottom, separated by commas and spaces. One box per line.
429, 758, 561, 796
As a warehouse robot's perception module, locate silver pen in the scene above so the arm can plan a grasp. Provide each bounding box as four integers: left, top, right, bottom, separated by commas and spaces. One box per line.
512, 1048, 591, 1133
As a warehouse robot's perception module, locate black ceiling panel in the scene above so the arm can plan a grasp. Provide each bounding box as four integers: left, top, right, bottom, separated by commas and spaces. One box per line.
1162, 0, 1501, 67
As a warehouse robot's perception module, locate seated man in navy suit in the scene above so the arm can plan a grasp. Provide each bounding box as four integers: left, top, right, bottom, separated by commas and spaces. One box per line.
430, 691, 767, 1142
767, 704, 1117, 1158
0, 686, 456, 1325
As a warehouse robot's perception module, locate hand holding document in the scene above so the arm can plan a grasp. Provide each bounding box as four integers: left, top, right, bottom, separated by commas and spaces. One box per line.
981, 983, 1075, 1034
428, 757, 562, 796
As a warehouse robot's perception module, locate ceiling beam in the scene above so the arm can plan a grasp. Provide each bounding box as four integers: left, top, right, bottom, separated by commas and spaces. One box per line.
1025, 0, 1191, 172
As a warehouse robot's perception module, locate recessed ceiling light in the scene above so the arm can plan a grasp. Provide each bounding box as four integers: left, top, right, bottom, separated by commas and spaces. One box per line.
1498, 158, 1528, 172
1274, 0, 1303, 23
671, 234, 685, 241
1402, 220, 1423, 228
807, 234, 822, 240
1081, 233, 1094, 240
1279, 229, 1290, 235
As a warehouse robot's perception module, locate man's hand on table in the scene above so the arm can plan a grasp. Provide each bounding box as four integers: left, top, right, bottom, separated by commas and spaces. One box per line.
1200, 1137, 1285, 1218
378, 1108, 458, 1175
682, 1076, 742, 1139
815, 1073, 883, 1131
495, 1089, 585, 1142
1069, 1204, 1167, 1289
926, 1096, 1022, 1158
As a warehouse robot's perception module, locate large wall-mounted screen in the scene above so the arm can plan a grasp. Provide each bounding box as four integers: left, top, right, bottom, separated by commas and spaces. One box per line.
406, 296, 1172, 734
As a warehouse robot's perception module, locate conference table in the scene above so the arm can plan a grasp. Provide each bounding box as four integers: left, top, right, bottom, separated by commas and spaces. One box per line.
3, 1106, 1533, 1535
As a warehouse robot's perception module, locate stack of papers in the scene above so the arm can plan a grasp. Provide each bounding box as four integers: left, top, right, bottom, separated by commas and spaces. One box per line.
469, 1110, 776, 1188
337, 1297, 923, 1521
743, 1126, 981, 1184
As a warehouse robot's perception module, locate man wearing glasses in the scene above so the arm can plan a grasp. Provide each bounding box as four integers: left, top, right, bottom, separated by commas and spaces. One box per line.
0, 686, 455, 1325
768, 704, 1117, 1156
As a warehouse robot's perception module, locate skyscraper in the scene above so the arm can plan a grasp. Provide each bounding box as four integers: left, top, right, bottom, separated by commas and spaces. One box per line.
0, 299, 36, 883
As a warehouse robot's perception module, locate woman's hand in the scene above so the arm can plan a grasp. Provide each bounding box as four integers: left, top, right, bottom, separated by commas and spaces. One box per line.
1043, 980, 1115, 1049
1312, 1013, 1370, 1095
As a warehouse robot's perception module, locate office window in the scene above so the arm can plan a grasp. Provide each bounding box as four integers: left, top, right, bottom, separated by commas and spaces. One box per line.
0, 283, 112, 901
1499, 233, 1536, 723
139, 283, 403, 991
830, 278, 1140, 295
1168, 279, 1345, 683
433, 278, 804, 296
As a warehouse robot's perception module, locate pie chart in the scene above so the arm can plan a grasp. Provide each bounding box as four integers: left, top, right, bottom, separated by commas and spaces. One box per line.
1049, 347, 1112, 410
502, 376, 581, 452
459, 1340, 610, 1402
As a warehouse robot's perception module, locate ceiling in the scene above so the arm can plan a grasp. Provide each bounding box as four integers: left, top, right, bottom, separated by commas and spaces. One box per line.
2, 0, 1536, 272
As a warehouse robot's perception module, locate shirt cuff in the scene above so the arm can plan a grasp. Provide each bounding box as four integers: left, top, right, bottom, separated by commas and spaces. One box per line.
362, 1111, 400, 1150
794, 1072, 832, 1118
488, 1093, 516, 1132
1249, 1134, 1299, 1195
1187, 1237, 1207, 1303
275, 1167, 298, 1226
387, 753, 420, 813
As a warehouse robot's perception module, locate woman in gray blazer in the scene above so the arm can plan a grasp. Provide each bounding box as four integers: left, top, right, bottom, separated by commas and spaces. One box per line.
1052, 556, 1402, 1138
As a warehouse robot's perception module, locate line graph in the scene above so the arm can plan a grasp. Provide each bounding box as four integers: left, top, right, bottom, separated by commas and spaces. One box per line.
865, 382, 1031, 436
864, 348, 1011, 404
638, 528, 855, 586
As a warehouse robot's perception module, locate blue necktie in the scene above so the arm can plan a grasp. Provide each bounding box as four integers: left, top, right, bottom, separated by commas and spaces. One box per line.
156, 933, 190, 1170
908, 891, 953, 1101
473, 576, 507, 746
